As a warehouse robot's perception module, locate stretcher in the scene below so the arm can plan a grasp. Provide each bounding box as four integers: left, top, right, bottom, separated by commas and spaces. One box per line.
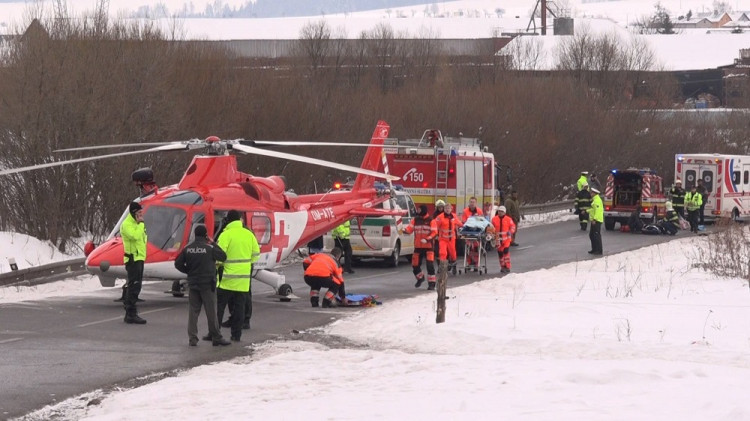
457, 217, 494, 275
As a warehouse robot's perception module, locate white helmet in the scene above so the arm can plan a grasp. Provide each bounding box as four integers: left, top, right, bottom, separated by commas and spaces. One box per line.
435, 199, 446, 207
498, 206, 507, 213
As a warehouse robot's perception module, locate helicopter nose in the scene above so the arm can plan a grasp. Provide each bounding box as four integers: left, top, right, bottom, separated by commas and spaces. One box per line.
85, 239, 123, 274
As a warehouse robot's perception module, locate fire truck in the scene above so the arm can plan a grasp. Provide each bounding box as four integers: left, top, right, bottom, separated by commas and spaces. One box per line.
378, 129, 501, 217
603, 168, 667, 231
675, 153, 750, 221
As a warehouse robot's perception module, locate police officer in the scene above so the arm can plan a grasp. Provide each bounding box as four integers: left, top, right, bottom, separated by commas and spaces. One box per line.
577, 171, 589, 191
575, 183, 592, 231
685, 185, 702, 233
121, 202, 147, 324
216, 210, 260, 342
404, 204, 437, 290
303, 247, 348, 307
332, 220, 354, 274
669, 179, 686, 218
696, 179, 708, 225
587, 187, 604, 255
175, 225, 230, 347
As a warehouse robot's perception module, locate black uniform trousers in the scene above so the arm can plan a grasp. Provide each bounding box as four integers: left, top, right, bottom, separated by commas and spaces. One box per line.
217, 288, 247, 340
334, 237, 353, 272
589, 221, 603, 254
124, 260, 144, 314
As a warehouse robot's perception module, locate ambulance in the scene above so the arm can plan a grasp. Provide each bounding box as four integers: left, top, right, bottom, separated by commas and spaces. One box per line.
379, 129, 501, 218
675, 153, 750, 221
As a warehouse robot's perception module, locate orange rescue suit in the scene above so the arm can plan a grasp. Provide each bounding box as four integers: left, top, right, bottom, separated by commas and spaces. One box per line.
432, 211, 463, 261
303, 253, 343, 285
404, 214, 437, 249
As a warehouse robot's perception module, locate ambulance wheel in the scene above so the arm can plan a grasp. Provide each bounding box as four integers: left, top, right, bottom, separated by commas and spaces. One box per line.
604, 218, 615, 231
386, 243, 400, 267
278, 284, 293, 302
733, 208, 741, 223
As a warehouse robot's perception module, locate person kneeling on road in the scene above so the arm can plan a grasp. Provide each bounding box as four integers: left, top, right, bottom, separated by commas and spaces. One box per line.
303, 247, 348, 308
174, 225, 231, 347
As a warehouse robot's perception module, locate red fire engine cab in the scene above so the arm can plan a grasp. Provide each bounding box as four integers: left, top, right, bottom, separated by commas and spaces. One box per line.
378, 129, 500, 218
603, 167, 667, 230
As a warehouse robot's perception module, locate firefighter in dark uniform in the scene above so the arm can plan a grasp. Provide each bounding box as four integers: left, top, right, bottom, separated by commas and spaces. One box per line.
121, 202, 147, 324
575, 183, 592, 231
404, 205, 438, 290
174, 225, 230, 347
658, 201, 680, 235
669, 179, 686, 218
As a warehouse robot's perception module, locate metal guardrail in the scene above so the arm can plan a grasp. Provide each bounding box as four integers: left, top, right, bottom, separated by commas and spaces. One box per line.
520, 199, 575, 215
0, 258, 87, 288
0, 201, 574, 287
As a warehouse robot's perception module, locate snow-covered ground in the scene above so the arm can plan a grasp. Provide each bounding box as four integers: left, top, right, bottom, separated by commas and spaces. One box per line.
10, 226, 750, 420
0, 231, 82, 273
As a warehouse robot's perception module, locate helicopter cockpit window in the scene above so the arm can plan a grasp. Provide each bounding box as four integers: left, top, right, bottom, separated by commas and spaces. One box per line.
162, 191, 204, 205
188, 212, 206, 244
145, 205, 187, 252
250, 215, 271, 245
213, 210, 231, 241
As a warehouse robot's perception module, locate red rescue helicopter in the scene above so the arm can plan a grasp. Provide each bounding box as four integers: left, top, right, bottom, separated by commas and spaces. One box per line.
0, 120, 402, 300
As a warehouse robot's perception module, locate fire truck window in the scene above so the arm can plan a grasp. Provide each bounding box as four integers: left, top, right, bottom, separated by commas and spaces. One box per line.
251, 215, 271, 245
188, 212, 206, 244
744, 171, 749, 185
144, 205, 187, 252
732, 171, 741, 185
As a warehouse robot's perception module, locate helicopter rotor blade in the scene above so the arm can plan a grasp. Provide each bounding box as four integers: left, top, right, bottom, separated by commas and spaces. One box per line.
0, 143, 187, 176
231, 144, 399, 181
244, 140, 375, 148
54, 142, 179, 152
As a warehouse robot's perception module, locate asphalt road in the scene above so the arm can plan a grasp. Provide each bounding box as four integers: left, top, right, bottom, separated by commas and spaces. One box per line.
0, 219, 693, 419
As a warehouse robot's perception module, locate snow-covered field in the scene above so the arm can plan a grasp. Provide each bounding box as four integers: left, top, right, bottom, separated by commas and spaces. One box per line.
9, 227, 750, 420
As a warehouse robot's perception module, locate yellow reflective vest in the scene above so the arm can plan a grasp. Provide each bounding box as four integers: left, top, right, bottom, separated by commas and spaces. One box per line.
685, 191, 703, 211
588, 194, 604, 223
217, 220, 260, 292
121, 213, 147, 263
332, 220, 351, 240
577, 175, 588, 191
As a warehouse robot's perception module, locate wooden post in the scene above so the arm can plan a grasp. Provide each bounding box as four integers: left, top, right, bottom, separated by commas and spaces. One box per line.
436, 260, 447, 323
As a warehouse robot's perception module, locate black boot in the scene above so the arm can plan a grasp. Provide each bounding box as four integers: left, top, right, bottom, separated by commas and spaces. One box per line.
310, 296, 319, 307
427, 282, 436, 291
124, 309, 147, 324
414, 277, 425, 288
322, 298, 336, 308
